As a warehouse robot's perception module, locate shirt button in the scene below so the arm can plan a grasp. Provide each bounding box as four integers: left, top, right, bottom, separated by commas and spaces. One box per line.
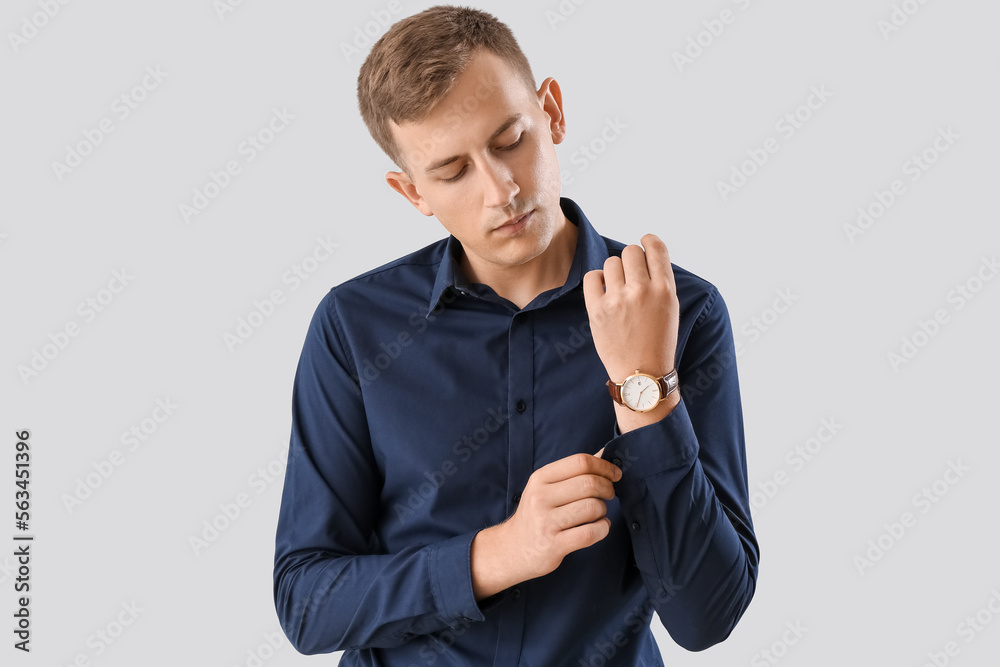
402, 632, 414, 641
630, 521, 641, 532
512, 493, 521, 505
511, 587, 521, 599
612, 457, 622, 467
516, 400, 526, 413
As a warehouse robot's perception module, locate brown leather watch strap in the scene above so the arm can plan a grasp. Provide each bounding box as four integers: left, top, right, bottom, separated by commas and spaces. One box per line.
606, 379, 623, 404
658, 369, 679, 398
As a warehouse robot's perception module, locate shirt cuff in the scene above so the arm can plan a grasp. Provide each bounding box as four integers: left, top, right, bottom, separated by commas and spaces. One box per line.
430, 532, 488, 629
602, 398, 699, 479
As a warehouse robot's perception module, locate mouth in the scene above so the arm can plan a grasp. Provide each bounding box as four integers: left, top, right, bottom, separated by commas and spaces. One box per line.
494, 210, 533, 235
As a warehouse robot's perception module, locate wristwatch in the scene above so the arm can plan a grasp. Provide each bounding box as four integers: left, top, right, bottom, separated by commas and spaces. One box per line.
606, 369, 679, 412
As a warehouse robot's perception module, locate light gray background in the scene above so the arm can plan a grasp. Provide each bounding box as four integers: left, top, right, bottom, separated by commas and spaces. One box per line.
2, 1, 999, 665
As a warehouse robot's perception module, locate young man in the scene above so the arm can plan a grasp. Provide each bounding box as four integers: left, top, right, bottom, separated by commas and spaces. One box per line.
273, 6, 758, 665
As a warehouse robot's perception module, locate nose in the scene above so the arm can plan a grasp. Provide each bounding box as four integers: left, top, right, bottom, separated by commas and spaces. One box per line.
480, 155, 519, 209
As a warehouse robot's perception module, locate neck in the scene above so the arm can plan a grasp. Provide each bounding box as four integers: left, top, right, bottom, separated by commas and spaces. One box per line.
462, 214, 578, 310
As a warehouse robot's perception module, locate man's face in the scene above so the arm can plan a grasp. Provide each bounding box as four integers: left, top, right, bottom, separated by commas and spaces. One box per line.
386, 50, 568, 280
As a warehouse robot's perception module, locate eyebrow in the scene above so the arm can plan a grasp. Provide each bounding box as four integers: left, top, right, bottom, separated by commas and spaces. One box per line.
424, 114, 523, 174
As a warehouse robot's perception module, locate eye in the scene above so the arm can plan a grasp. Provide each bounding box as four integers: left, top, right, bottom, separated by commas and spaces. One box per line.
442, 166, 466, 183
499, 133, 524, 151
441, 133, 523, 183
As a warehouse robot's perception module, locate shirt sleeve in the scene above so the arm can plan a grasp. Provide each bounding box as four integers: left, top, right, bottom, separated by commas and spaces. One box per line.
601, 286, 759, 652
273, 292, 486, 655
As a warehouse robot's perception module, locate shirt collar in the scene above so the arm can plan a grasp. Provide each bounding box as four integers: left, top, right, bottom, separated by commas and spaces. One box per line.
426, 196, 609, 316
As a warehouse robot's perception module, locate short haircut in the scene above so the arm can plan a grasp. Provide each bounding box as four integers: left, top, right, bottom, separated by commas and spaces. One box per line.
357, 5, 536, 171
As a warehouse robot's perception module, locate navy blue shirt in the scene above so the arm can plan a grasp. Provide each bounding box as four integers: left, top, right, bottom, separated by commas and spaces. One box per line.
273, 197, 758, 665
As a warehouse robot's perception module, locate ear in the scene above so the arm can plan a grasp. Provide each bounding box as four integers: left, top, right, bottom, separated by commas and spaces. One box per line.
537, 77, 567, 145
385, 169, 434, 216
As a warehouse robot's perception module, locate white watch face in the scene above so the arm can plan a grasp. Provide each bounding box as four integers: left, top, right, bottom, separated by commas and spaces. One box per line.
621, 374, 661, 412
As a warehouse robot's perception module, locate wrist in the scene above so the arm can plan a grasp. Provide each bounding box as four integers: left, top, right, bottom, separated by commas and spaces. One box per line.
615, 390, 679, 433
606, 361, 673, 384
470, 523, 526, 601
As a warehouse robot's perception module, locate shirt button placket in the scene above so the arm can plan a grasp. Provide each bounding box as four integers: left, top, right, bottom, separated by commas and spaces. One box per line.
495, 310, 533, 663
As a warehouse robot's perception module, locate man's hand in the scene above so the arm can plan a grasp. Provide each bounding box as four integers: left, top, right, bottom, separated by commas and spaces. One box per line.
470, 453, 622, 600
582, 234, 681, 431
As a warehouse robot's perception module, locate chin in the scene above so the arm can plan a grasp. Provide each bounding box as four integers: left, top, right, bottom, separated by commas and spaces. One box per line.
497, 236, 550, 267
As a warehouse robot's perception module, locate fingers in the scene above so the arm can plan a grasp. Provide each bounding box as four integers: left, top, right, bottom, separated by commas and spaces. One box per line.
549, 497, 610, 532
640, 233, 674, 286
582, 269, 605, 308
619, 244, 650, 285
541, 474, 616, 509
527, 515, 611, 563
585, 236, 673, 302
513, 453, 621, 572
559, 517, 612, 552
602, 255, 625, 289
594, 237, 672, 291
535, 452, 621, 485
